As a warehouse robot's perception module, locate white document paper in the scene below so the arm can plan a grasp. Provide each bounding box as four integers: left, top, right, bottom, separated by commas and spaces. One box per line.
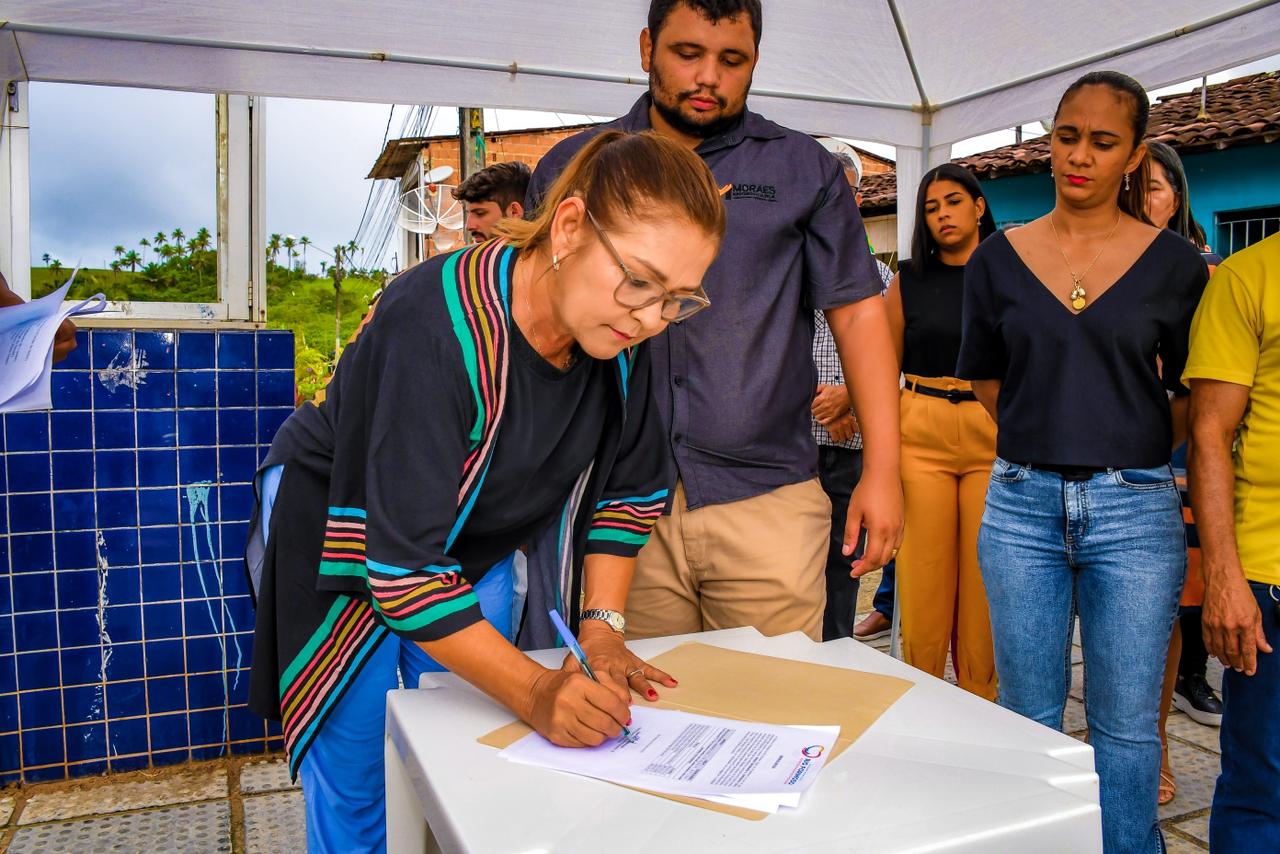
0, 274, 106, 413
498, 706, 839, 800
702, 725, 839, 813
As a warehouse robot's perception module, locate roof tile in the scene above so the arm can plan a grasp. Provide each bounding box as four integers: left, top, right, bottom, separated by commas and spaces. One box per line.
860, 72, 1278, 214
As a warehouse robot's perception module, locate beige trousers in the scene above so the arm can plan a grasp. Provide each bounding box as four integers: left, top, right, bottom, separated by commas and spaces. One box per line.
897, 376, 998, 701
626, 479, 830, 642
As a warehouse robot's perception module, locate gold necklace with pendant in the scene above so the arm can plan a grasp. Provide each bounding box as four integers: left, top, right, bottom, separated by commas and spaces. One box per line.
1047, 210, 1122, 311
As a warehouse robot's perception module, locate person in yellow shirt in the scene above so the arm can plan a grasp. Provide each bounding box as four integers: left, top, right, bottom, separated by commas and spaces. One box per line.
1184, 231, 1280, 851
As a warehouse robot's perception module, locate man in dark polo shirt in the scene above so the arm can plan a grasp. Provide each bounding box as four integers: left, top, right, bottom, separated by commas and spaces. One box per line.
526, 0, 903, 641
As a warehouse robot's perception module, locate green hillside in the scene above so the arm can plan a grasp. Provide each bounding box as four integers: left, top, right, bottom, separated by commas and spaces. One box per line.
34, 233, 384, 401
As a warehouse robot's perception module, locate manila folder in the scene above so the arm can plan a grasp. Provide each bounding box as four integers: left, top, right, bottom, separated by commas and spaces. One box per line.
478, 641, 914, 820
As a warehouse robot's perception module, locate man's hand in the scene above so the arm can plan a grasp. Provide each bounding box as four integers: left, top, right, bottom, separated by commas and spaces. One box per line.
845, 468, 904, 576
1188, 378, 1268, 674
1202, 568, 1272, 674
824, 297, 904, 576
53, 319, 78, 364
812, 383, 852, 425
1, 271, 77, 363
825, 413, 857, 444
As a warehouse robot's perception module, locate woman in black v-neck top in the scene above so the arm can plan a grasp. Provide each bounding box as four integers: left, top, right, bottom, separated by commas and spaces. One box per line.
955, 71, 1208, 854
960, 227, 1205, 467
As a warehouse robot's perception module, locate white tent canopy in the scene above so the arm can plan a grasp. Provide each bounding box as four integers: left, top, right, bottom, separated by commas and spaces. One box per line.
4, 0, 1280, 286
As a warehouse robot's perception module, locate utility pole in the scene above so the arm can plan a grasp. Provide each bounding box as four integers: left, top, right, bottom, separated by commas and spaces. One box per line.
458, 107, 485, 180
331, 245, 346, 361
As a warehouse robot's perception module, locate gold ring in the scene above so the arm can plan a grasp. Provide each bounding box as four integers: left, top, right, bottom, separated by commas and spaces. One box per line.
627, 668, 645, 679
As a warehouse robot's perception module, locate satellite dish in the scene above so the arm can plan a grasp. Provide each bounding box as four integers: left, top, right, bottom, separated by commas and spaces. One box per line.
424, 165, 455, 184
398, 184, 465, 236
816, 137, 863, 186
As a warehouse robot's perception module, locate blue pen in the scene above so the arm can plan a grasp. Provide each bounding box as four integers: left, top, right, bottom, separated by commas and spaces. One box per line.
548, 609, 635, 741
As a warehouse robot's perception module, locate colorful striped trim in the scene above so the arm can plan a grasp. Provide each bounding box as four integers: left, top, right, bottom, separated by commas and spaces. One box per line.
278, 241, 515, 772
279, 595, 386, 773
588, 489, 668, 545
316, 510, 481, 632
442, 241, 512, 506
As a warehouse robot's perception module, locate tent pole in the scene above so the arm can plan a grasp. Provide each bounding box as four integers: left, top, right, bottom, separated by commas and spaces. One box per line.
884, 0, 931, 109
0, 80, 31, 299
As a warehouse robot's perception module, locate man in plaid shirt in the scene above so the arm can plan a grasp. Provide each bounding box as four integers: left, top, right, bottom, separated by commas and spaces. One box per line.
814, 228, 894, 640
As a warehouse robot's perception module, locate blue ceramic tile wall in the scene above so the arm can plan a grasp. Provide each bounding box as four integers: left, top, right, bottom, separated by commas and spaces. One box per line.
0, 328, 294, 783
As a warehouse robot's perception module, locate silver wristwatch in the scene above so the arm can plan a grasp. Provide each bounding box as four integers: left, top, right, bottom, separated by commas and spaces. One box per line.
580, 609, 626, 634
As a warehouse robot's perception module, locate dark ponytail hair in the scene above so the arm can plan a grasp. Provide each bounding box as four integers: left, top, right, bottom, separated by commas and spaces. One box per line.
1146, 141, 1208, 248
1053, 70, 1153, 224
909, 163, 997, 267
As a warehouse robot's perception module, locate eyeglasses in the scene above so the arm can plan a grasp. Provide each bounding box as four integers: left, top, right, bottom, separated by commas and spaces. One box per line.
586, 210, 711, 323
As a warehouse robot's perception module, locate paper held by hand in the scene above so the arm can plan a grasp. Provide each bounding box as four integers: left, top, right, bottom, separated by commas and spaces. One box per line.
0, 273, 107, 413
498, 706, 839, 806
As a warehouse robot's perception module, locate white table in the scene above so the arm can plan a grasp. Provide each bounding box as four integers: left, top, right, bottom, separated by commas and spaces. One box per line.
385, 627, 1102, 853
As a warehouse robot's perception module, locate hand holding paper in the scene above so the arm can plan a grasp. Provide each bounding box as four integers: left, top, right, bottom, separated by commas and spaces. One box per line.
0, 273, 107, 413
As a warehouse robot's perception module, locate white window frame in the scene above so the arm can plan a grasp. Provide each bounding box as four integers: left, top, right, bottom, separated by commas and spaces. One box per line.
0, 84, 266, 326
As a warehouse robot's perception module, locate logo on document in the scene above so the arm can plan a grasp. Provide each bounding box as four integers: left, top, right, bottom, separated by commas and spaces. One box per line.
801, 745, 824, 758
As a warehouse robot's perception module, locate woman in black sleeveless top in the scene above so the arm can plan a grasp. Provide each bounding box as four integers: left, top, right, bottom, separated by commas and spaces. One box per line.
886, 164, 998, 700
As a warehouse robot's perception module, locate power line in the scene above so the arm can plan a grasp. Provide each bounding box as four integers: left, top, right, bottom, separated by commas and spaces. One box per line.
348, 103, 397, 249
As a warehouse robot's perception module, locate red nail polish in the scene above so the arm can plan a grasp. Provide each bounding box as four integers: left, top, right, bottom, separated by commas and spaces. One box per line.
647, 689, 657, 699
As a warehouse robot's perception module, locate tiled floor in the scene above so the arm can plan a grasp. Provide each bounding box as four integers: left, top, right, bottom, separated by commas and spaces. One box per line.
0, 579, 1226, 852
0, 756, 298, 853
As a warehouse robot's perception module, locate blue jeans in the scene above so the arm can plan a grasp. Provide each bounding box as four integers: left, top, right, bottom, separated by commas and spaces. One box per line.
979, 459, 1185, 854
1211, 581, 1280, 852
873, 560, 895, 620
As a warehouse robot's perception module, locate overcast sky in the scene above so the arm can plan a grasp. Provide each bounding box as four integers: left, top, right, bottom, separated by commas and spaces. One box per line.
27, 54, 1277, 273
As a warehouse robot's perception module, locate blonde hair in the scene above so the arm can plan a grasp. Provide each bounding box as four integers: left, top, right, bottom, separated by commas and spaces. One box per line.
495, 131, 726, 250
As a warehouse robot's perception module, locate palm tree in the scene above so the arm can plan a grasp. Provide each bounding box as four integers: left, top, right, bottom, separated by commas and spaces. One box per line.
41, 252, 50, 266
139, 237, 151, 266
171, 228, 186, 253
109, 259, 122, 280
186, 227, 212, 289
140, 262, 164, 284
282, 236, 297, 271
153, 231, 168, 248
320, 260, 328, 275
299, 236, 311, 273
122, 250, 141, 272
267, 233, 282, 266
113, 245, 126, 261
159, 244, 179, 263
191, 227, 212, 254
48, 258, 64, 285
345, 240, 359, 267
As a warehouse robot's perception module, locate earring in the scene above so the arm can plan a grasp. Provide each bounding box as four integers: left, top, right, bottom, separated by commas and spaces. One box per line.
1124, 172, 1131, 191
552, 254, 560, 271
